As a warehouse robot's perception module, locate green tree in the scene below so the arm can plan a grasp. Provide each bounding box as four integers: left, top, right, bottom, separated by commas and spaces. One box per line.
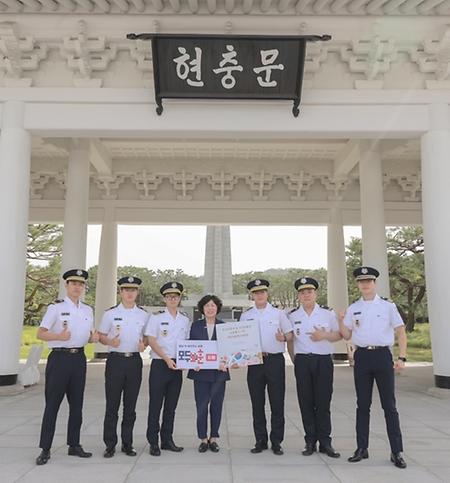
387, 227, 426, 332
24, 224, 63, 325
232, 267, 328, 309
344, 227, 427, 332
344, 237, 363, 303
87, 266, 203, 307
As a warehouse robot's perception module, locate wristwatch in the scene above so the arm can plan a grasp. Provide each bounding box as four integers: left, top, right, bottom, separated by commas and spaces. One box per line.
397, 356, 407, 362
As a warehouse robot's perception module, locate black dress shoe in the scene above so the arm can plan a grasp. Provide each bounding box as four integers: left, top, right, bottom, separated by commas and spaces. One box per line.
198, 442, 208, 453
36, 450, 50, 465
250, 441, 268, 453
391, 452, 407, 469
161, 440, 184, 452
121, 445, 137, 456
103, 447, 115, 458
68, 446, 92, 458
348, 448, 369, 462
302, 443, 316, 456
209, 441, 220, 453
149, 444, 161, 456
319, 445, 340, 458
272, 444, 284, 455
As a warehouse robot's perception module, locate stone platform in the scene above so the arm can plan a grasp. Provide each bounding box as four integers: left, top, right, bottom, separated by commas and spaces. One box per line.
0, 361, 449, 483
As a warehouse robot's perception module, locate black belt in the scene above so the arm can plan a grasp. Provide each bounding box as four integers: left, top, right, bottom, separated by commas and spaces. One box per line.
52, 347, 84, 354
109, 351, 139, 358
296, 353, 331, 357
262, 352, 283, 357
356, 345, 389, 350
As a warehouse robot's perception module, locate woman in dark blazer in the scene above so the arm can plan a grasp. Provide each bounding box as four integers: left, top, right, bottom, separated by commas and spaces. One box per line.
188, 294, 230, 453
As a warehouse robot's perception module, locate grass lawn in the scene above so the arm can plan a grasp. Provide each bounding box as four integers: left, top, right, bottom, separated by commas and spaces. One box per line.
21, 325, 94, 360
21, 323, 433, 362
397, 323, 432, 362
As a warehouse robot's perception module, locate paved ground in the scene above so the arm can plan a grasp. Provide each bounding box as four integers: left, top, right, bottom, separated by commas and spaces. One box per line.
1, 359, 450, 483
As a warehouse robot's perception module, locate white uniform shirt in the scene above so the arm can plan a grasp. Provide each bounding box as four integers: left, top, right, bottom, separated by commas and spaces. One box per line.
288, 304, 339, 355
240, 303, 292, 353
144, 308, 190, 359
40, 296, 94, 348
343, 294, 404, 347
99, 303, 148, 353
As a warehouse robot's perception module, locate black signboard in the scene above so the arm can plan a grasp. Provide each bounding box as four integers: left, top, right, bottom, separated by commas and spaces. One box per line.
126, 33, 331, 117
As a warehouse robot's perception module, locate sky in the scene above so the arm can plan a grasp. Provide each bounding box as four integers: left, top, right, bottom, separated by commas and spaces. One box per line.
86, 225, 362, 276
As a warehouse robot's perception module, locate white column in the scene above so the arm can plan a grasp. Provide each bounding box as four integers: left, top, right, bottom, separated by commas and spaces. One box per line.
421, 103, 450, 389
59, 140, 90, 297
0, 101, 31, 385
327, 205, 349, 357
359, 142, 390, 297
94, 215, 118, 358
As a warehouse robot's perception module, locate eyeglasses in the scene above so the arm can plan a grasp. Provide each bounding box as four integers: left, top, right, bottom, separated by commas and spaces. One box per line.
165, 295, 180, 300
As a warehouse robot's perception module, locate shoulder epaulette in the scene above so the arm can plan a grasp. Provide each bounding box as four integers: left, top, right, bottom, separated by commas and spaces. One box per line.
179, 311, 189, 317
381, 296, 394, 303
289, 306, 299, 314
137, 305, 147, 312
153, 309, 165, 315
82, 301, 94, 309
106, 303, 119, 311
52, 299, 64, 304
244, 306, 253, 312
320, 305, 333, 311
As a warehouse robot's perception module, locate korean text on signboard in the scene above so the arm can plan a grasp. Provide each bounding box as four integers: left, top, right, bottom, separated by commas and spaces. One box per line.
126, 33, 331, 116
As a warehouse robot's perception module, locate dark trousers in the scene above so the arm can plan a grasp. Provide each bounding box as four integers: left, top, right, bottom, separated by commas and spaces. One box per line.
247, 353, 285, 445
39, 350, 86, 450
294, 353, 333, 447
354, 347, 403, 453
193, 380, 226, 440
103, 353, 143, 449
146, 359, 182, 445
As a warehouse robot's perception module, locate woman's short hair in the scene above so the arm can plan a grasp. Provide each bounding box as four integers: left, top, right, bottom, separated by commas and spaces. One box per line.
197, 294, 223, 316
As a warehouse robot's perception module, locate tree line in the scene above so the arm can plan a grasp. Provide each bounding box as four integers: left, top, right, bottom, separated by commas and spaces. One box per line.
24, 224, 427, 332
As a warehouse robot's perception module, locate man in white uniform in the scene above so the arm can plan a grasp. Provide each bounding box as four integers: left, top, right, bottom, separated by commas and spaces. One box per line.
240, 279, 293, 456
287, 277, 341, 458
99, 276, 148, 458
36, 269, 99, 466
145, 281, 190, 456
339, 266, 407, 469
